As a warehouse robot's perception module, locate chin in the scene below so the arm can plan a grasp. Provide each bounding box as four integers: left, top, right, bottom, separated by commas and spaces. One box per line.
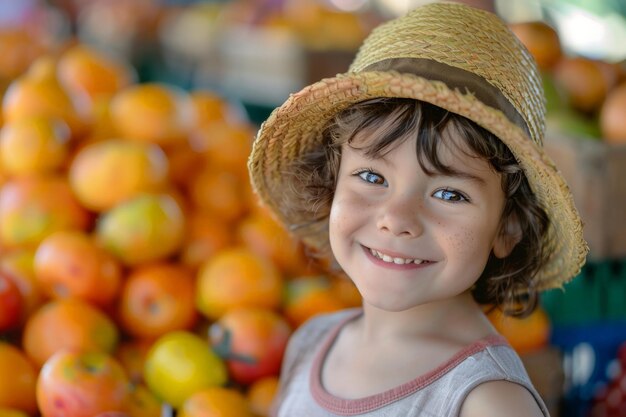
361, 293, 423, 312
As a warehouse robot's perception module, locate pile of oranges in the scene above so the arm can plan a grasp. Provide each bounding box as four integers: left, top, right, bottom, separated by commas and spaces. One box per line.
0, 35, 362, 417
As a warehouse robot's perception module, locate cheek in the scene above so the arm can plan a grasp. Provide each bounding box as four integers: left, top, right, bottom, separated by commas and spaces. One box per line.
329, 197, 352, 239
329, 192, 369, 246
443, 219, 498, 263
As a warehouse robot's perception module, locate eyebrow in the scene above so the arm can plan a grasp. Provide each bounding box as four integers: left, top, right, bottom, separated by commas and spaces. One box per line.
429, 169, 487, 186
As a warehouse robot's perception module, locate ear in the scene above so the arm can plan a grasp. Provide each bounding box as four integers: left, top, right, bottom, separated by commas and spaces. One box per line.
493, 213, 522, 259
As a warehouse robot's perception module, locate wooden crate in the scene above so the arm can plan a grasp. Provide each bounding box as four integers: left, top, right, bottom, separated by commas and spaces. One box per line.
544, 131, 626, 260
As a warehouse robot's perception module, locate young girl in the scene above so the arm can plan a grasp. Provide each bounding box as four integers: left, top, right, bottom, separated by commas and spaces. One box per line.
248, 2, 588, 416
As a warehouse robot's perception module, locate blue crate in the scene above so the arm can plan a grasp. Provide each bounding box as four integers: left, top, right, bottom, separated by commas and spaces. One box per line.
550, 323, 626, 417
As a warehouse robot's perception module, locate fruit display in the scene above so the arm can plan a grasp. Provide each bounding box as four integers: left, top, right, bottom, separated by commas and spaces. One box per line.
2, 5, 622, 416
0, 39, 363, 417
510, 20, 626, 260
509, 20, 626, 143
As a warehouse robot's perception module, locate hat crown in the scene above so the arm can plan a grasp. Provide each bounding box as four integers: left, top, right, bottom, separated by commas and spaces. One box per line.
349, 2, 546, 146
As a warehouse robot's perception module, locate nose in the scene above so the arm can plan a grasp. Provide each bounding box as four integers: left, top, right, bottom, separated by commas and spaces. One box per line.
376, 192, 424, 238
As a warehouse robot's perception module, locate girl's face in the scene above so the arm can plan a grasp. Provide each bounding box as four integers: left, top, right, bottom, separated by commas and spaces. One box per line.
329, 128, 512, 312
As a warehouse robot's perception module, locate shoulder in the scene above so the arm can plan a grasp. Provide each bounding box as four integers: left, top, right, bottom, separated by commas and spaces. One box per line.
439, 341, 549, 416
459, 380, 547, 417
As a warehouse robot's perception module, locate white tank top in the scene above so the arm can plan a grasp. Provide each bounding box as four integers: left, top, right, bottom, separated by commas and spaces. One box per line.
273, 309, 550, 417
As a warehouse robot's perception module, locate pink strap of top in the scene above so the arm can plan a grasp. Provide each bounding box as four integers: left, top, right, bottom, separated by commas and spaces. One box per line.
309, 310, 510, 415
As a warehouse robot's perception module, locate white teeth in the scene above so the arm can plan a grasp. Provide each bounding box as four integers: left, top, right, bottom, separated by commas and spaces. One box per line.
369, 248, 423, 264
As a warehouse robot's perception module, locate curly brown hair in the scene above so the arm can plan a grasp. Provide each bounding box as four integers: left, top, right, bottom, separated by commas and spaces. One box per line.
279, 98, 551, 317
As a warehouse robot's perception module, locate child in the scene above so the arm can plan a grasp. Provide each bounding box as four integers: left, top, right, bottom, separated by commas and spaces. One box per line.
248, 2, 588, 416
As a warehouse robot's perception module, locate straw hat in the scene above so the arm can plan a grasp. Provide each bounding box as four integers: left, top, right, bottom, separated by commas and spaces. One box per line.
248, 1, 588, 290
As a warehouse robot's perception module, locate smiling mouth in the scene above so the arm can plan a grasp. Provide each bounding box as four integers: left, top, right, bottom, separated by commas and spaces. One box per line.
367, 247, 427, 265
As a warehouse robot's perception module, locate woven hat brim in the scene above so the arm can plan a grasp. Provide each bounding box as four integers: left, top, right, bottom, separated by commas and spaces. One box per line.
249, 71, 589, 290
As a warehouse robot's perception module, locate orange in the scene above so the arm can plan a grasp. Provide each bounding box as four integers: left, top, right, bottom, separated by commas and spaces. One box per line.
2, 55, 89, 139
85, 96, 119, 142
284, 276, 347, 328
0, 342, 37, 415
190, 91, 226, 126
96, 193, 185, 266
600, 82, 626, 143
180, 210, 233, 269
0, 29, 46, 81
237, 211, 306, 277
508, 21, 562, 71
0, 176, 91, 249
211, 307, 291, 385
283, 2, 366, 51
487, 307, 550, 355
165, 143, 204, 189
0, 115, 70, 176
114, 339, 155, 385
109, 82, 196, 146
57, 44, 136, 106
0, 249, 44, 319
554, 57, 608, 113
22, 298, 119, 368
178, 387, 253, 417
117, 262, 198, 338
190, 90, 247, 127
188, 168, 249, 223
189, 120, 253, 175
69, 139, 169, 212
196, 247, 283, 320
125, 383, 162, 417
247, 376, 279, 417
34, 230, 122, 306
36, 350, 131, 417
594, 60, 622, 93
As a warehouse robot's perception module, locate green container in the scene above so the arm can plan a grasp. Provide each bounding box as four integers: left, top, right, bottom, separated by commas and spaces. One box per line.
542, 259, 626, 326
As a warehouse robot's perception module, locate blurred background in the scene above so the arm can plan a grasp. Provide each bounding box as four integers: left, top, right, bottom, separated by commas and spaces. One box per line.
0, 1, 625, 417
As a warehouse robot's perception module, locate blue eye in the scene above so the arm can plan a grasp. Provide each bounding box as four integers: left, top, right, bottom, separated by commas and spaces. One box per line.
433, 189, 468, 202
355, 170, 387, 186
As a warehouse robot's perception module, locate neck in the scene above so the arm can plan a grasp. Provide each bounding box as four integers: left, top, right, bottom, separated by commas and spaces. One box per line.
356, 292, 494, 344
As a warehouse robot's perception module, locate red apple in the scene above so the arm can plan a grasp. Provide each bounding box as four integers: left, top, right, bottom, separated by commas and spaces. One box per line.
37, 350, 131, 417
210, 307, 291, 385
0, 271, 23, 331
